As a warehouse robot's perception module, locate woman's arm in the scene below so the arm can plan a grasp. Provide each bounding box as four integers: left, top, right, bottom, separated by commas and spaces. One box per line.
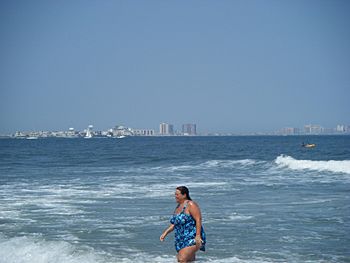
160, 224, 174, 242
188, 201, 203, 246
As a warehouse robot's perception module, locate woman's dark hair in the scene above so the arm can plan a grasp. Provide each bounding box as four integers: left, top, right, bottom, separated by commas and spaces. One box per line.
176, 186, 192, 200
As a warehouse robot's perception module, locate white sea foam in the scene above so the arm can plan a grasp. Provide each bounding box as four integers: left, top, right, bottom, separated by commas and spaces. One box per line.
203, 256, 278, 263
1, 181, 226, 204
204, 212, 254, 224
0, 235, 286, 263
0, 236, 107, 263
0, 233, 335, 263
152, 159, 259, 173
0, 179, 229, 229
228, 213, 254, 221
209, 159, 257, 167
275, 155, 350, 174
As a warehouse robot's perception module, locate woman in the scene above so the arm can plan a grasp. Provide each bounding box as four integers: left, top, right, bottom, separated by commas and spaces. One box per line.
160, 186, 206, 262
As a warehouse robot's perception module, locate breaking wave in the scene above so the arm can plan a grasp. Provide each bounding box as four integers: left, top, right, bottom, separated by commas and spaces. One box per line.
159, 159, 259, 172
0, 236, 277, 263
0, 236, 107, 263
275, 155, 350, 174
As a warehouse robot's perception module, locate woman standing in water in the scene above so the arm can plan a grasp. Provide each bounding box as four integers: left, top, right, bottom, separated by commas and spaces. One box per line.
160, 186, 206, 263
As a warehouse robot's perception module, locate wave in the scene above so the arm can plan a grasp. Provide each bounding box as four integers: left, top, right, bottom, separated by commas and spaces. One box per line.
0, 236, 107, 263
275, 155, 350, 174
155, 159, 260, 172
0, 236, 278, 263
53, 159, 260, 176
0, 235, 177, 263
0, 181, 229, 226
204, 159, 258, 167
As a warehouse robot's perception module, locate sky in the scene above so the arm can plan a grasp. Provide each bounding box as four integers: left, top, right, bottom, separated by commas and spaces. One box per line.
1, 0, 349, 134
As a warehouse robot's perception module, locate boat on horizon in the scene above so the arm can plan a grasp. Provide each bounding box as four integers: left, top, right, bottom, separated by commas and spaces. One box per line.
302, 142, 316, 148
84, 125, 93, 138
26, 136, 38, 140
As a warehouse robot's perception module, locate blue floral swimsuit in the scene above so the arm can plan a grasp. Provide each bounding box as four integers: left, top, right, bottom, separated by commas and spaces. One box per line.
170, 201, 206, 252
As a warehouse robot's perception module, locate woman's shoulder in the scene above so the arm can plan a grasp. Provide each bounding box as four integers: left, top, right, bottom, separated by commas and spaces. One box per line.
187, 200, 199, 208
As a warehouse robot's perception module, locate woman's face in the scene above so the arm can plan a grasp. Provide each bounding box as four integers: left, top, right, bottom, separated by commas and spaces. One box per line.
175, 189, 185, 203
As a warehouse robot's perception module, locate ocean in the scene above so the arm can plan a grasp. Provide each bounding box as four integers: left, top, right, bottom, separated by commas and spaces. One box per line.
0, 136, 349, 263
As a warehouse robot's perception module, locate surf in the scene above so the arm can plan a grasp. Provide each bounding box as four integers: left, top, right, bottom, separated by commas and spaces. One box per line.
275, 155, 350, 174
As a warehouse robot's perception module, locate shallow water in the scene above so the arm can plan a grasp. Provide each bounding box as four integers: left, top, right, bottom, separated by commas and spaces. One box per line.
0, 136, 349, 262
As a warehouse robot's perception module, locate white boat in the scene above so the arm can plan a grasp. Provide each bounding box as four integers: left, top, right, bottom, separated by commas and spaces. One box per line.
116, 135, 126, 139
84, 130, 93, 139
84, 125, 93, 138
26, 136, 38, 140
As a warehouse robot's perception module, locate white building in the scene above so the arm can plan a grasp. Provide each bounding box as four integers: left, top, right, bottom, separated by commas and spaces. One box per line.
133, 129, 155, 136
336, 125, 346, 133
304, 124, 323, 134
279, 127, 299, 135
159, 123, 174, 135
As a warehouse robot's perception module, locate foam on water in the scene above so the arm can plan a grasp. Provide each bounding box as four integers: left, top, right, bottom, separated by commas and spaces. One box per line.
204, 212, 254, 224
149, 159, 259, 173
0, 235, 277, 263
0, 236, 107, 263
203, 257, 279, 263
275, 155, 350, 174
0, 235, 168, 263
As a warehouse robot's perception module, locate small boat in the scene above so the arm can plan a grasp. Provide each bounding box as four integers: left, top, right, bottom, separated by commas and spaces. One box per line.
84, 133, 93, 139
84, 125, 94, 139
26, 136, 38, 140
302, 143, 316, 148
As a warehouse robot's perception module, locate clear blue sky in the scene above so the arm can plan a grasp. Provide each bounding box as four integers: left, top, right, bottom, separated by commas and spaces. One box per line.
1, 0, 349, 133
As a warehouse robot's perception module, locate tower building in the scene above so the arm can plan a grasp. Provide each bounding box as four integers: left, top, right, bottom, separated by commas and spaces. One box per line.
159, 123, 174, 135
182, 124, 197, 135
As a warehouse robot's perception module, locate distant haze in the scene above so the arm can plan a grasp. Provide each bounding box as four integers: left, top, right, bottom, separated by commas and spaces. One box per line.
1, 1, 349, 133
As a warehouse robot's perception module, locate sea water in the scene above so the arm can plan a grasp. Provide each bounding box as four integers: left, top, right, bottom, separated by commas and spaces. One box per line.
0, 136, 349, 263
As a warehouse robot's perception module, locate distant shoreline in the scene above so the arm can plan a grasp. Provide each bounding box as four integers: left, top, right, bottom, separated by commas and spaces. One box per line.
1, 134, 350, 139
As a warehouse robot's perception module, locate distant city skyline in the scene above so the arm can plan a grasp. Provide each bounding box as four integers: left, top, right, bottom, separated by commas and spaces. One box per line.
2, 122, 350, 137
1, 1, 349, 134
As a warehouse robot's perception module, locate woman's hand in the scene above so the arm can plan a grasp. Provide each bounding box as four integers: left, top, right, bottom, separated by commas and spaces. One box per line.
160, 232, 167, 242
195, 235, 203, 246
160, 224, 174, 242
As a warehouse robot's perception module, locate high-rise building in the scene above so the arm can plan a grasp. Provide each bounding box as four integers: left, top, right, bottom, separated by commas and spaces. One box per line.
336, 125, 346, 133
280, 127, 299, 135
182, 124, 197, 135
159, 123, 174, 135
304, 124, 323, 134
